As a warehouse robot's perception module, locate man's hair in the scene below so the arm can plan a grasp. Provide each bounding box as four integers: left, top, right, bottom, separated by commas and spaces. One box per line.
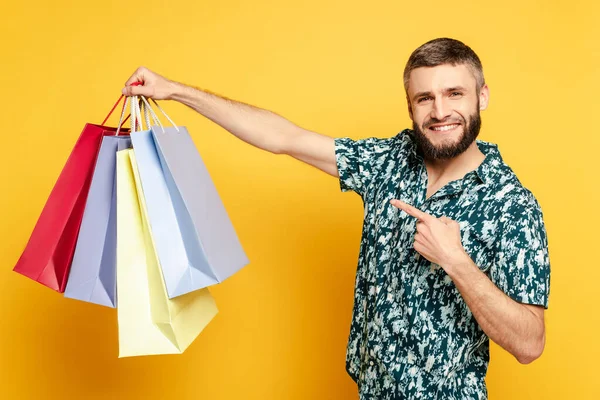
403, 38, 485, 93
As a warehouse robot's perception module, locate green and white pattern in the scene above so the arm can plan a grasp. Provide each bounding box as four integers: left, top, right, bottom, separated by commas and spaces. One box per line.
334, 129, 550, 399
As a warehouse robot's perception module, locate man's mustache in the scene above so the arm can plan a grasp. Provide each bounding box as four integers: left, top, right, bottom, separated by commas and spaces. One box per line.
424, 117, 465, 129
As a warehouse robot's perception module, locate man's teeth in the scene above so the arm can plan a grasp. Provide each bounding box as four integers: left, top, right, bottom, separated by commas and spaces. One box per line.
431, 124, 459, 132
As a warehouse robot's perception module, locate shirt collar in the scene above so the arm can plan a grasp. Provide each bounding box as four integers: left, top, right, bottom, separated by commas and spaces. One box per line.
474, 140, 503, 185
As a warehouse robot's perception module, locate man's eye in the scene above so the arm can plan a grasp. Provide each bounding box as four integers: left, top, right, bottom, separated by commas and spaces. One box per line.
450, 92, 462, 97
418, 97, 432, 103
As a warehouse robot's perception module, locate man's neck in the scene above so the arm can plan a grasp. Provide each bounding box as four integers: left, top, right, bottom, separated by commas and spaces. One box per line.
425, 141, 486, 188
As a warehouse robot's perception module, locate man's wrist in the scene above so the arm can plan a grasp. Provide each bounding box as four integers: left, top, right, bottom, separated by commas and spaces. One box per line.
166, 81, 185, 101
441, 248, 474, 277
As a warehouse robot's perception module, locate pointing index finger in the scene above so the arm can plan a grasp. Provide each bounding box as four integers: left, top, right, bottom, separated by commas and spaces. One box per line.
390, 199, 435, 223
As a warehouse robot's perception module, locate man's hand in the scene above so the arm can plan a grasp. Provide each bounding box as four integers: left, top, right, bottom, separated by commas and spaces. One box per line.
390, 199, 469, 270
122, 67, 179, 100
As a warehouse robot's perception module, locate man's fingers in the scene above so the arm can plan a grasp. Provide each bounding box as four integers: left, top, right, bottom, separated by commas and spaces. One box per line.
124, 76, 142, 88
122, 86, 136, 96
122, 85, 153, 97
413, 240, 426, 255
123, 67, 157, 97
439, 216, 459, 227
124, 67, 149, 86
415, 232, 428, 245
416, 220, 429, 235
390, 199, 434, 223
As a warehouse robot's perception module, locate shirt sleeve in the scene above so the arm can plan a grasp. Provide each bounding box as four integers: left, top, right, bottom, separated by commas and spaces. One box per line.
333, 136, 395, 198
491, 191, 551, 308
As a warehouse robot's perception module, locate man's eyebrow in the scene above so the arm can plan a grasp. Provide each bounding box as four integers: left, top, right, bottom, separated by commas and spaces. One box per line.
446, 86, 467, 93
412, 91, 432, 101
412, 86, 468, 101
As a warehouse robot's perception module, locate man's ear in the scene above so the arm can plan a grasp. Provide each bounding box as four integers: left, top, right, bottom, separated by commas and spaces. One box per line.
479, 84, 490, 111
406, 95, 414, 120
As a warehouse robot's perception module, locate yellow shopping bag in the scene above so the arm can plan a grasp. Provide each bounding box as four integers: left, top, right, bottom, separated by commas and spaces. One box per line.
116, 148, 218, 357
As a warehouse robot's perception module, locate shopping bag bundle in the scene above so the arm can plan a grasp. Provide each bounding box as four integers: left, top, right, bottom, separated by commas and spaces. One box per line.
13, 92, 249, 357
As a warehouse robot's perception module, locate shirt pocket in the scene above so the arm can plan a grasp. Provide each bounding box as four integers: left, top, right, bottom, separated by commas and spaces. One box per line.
459, 223, 496, 273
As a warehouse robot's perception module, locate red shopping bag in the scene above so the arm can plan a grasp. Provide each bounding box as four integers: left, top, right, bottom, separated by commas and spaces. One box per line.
14, 96, 131, 292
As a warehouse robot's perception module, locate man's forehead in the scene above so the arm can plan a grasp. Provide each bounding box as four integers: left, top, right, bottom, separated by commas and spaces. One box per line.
407, 64, 477, 93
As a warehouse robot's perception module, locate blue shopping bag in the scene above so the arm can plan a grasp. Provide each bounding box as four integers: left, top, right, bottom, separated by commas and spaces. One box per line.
64, 135, 131, 307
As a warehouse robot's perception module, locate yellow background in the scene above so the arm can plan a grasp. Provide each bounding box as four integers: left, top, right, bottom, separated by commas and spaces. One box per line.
0, 0, 597, 399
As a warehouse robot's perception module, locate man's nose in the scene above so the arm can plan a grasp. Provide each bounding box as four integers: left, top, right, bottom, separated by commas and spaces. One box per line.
430, 97, 452, 121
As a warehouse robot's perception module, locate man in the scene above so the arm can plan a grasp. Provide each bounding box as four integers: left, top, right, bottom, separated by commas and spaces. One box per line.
122, 38, 550, 399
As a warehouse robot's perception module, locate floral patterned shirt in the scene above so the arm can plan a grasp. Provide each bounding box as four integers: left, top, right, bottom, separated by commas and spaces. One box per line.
334, 129, 551, 399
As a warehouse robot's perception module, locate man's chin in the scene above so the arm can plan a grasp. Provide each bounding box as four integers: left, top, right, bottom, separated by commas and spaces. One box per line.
416, 132, 469, 160
426, 132, 464, 149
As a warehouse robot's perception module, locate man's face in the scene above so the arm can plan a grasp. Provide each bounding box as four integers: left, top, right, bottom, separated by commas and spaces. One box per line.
406, 64, 489, 160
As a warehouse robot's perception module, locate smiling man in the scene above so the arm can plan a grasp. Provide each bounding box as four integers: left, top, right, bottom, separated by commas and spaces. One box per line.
123, 37, 550, 399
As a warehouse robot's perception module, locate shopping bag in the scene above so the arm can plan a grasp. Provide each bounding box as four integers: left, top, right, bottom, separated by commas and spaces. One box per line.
14, 99, 130, 292
144, 104, 248, 298
116, 147, 217, 357
64, 135, 132, 307
132, 127, 222, 299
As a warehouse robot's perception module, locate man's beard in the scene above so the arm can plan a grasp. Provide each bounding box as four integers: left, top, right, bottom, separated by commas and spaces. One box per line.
412, 108, 482, 160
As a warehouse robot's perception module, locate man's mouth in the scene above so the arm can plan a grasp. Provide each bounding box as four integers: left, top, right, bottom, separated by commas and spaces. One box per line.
428, 123, 460, 132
